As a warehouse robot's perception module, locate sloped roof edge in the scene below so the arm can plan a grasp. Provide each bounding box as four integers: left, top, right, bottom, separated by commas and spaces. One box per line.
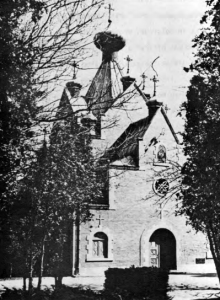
134, 82, 179, 145
161, 107, 179, 144
106, 113, 156, 162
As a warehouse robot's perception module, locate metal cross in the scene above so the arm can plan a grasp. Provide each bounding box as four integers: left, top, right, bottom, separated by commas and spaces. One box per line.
157, 203, 169, 219
141, 73, 147, 90
164, 104, 170, 114
72, 61, 79, 79
125, 55, 133, 74
105, 4, 114, 26
96, 214, 104, 227
150, 75, 159, 97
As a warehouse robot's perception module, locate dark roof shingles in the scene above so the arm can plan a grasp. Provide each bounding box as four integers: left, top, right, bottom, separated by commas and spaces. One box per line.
108, 116, 151, 161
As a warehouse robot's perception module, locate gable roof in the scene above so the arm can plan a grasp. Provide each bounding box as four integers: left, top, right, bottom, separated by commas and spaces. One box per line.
107, 115, 152, 162
56, 88, 73, 119
106, 103, 179, 163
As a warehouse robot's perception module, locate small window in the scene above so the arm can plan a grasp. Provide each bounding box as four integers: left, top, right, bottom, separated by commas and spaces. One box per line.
157, 145, 166, 163
93, 232, 108, 258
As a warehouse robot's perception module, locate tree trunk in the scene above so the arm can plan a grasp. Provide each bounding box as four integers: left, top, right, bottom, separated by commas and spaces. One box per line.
54, 276, 63, 288
75, 212, 80, 275
56, 239, 64, 288
23, 277, 26, 291
37, 239, 45, 290
28, 267, 33, 291
9, 263, 12, 278
28, 248, 34, 292
214, 260, 220, 283
56, 276, 62, 288
207, 226, 220, 283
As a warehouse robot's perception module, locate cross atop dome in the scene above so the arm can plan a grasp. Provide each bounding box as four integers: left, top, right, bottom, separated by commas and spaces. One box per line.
105, 4, 114, 28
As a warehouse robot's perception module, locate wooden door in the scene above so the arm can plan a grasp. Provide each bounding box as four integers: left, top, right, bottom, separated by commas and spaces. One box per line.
149, 229, 177, 270
150, 242, 160, 267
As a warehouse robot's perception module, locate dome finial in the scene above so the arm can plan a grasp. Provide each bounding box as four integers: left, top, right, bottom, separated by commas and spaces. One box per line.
124, 55, 133, 74
105, 3, 114, 29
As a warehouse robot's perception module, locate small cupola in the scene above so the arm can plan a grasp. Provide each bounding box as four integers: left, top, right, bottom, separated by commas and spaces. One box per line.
66, 81, 82, 98
120, 76, 136, 92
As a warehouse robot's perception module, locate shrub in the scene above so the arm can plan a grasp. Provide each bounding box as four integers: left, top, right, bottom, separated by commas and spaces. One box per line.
0, 288, 52, 300
104, 267, 170, 300
51, 286, 101, 300
0, 287, 103, 300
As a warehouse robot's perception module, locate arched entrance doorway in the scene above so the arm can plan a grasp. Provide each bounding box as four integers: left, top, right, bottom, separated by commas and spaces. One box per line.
149, 229, 176, 270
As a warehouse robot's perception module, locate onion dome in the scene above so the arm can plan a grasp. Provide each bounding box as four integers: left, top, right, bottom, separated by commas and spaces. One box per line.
66, 82, 82, 98
85, 31, 126, 117
94, 31, 125, 62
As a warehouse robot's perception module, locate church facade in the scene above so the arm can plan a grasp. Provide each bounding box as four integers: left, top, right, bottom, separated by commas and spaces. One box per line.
58, 31, 215, 276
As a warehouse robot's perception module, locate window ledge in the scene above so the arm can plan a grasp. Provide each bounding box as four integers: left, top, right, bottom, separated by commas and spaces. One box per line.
89, 204, 109, 210
86, 257, 113, 262
153, 162, 170, 167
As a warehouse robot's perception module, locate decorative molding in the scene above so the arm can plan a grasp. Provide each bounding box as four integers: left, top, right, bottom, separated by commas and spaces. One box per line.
109, 165, 139, 171
89, 204, 109, 210
86, 257, 113, 262
86, 226, 114, 262
153, 162, 170, 167
108, 168, 117, 209
153, 143, 167, 165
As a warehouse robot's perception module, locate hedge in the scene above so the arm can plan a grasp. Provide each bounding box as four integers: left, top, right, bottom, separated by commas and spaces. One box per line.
0, 287, 102, 300
104, 266, 170, 300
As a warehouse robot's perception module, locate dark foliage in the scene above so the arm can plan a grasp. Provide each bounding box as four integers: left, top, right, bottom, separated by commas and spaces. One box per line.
0, 0, 44, 278
0, 286, 103, 300
7, 118, 103, 288
104, 266, 170, 300
181, 0, 220, 282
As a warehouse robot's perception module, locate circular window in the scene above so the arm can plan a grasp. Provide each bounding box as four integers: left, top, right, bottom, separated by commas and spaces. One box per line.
153, 178, 169, 196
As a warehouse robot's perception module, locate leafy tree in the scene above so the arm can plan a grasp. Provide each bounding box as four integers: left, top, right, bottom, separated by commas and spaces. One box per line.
0, 0, 104, 278
181, 0, 220, 281
10, 118, 103, 289
0, 0, 44, 278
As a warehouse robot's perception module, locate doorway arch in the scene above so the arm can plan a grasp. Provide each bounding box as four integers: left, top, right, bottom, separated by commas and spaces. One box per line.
149, 229, 177, 270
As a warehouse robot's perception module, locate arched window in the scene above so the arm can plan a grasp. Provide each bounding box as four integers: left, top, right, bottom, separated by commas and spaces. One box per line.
93, 232, 108, 258
157, 145, 166, 163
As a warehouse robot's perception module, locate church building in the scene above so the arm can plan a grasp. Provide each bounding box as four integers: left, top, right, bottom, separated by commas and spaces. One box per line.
57, 31, 215, 276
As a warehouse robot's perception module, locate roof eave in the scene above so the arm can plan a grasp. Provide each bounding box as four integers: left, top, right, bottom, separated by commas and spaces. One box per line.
161, 107, 179, 144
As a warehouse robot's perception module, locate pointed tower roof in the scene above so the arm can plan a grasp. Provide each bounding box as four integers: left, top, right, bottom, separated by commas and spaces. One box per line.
85, 31, 125, 117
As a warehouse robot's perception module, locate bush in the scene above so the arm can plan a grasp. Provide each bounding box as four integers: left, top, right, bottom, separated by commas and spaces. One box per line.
0, 288, 52, 300
50, 286, 101, 300
104, 267, 170, 300
0, 287, 102, 300
0, 288, 28, 300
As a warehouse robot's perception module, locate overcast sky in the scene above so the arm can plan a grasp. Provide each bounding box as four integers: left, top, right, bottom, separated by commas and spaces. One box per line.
79, 0, 207, 132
